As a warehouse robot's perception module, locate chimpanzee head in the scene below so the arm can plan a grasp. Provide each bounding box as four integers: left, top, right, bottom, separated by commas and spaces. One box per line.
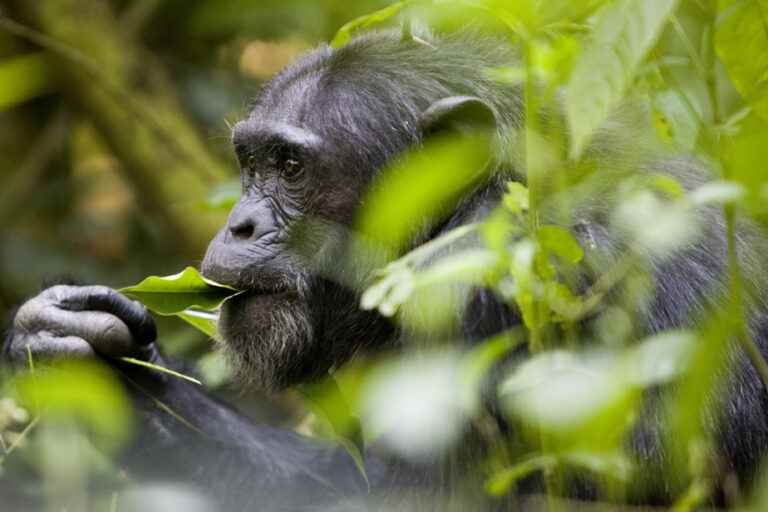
201, 31, 517, 391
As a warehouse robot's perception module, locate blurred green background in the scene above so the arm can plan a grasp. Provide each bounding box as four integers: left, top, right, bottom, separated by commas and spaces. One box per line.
0, 0, 389, 320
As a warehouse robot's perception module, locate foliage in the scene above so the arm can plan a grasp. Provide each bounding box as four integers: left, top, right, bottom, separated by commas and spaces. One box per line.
1, 0, 768, 509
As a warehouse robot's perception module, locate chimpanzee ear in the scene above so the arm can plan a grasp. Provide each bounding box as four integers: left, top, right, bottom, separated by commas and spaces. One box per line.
419, 96, 496, 137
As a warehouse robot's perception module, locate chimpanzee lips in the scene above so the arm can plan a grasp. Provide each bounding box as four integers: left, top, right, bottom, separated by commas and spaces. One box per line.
246, 283, 290, 296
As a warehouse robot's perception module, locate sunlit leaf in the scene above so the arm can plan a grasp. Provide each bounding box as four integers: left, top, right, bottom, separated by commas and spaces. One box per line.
332, 1, 411, 48
361, 351, 467, 459
538, 225, 584, 264
650, 174, 686, 199
722, 113, 768, 218
652, 89, 701, 151
14, 360, 132, 450
121, 267, 241, 316
612, 189, 698, 257
499, 350, 627, 431
0, 53, 56, 112
416, 248, 498, 287
624, 330, 696, 386
502, 181, 530, 214
567, 0, 679, 159
484, 0, 608, 35
356, 132, 491, 254
716, 0, 768, 121
688, 180, 746, 206
561, 450, 632, 481
486, 454, 557, 496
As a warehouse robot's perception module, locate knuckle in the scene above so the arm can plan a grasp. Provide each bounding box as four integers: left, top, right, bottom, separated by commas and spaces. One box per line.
14, 298, 45, 333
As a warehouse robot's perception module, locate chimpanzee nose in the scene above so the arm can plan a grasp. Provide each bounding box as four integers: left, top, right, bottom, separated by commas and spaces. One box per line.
229, 217, 255, 240
226, 201, 273, 242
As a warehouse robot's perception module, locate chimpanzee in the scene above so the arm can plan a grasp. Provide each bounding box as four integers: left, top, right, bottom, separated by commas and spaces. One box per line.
5, 27, 768, 510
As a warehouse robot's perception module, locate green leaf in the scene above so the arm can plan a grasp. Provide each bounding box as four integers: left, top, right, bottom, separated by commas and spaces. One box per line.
566, 0, 680, 159
121, 267, 241, 316
716, 0, 768, 121
15, 359, 132, 450
357, 132, 491, 253
688, 180, 746, 206
0, 53, 56, 112
652, 89, 701, 151
331, 1, 410, 49
485, 0, 608, 35
204, 180, 240, 212
118, 357, 202, 386
538, 225, 584, 264
503, 181, 530, 214
416, 248, 499, 287
486, 454, 558, 496
298, 378, 368, 489
723, 113, 768, 218
177, 308, 220, 337
650, 174, 686, 199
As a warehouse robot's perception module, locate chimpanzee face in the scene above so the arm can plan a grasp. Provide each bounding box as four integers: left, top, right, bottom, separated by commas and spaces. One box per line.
200, 50, 390, 391
200, 37, 495, 391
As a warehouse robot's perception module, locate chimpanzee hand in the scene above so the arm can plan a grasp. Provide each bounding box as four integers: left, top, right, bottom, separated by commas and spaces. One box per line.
4, 285, 158, 366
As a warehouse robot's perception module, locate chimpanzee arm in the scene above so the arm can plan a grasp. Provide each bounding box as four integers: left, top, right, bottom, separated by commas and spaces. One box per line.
2, 285, 376, 510
120, 368, 376, 510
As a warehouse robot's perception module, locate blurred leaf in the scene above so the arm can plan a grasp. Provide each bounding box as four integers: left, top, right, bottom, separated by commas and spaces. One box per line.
561, 450, 632, 481
357, 132, 491, 253
502, 181, 530, 214
196, 351, 232, 388
499, 350, 628, 432
722, 113, 768, 217
612, 189, 698, 257
298, 378, 368, 488
121, 267, 241, 316
204, 180, 240, 212
500, 332, 693, 438
360, 264, 415, 316
15, 360, 132, 450
460, 330, 524, 411
485, 0, 608, 35
624, 330, 696, 386
651, 174, 686, 199
0, 53, 56, 112
567, 0, 679, 159
332, 1, 410, 48
416, 248, 498, 287
538, 225, 584, 264
652, 89, 701, 151
544, 281, 583, 319
361, 351, 466, 459
687, 180, 746, 206
716, 0, 768, 121
485, 454, 557, 496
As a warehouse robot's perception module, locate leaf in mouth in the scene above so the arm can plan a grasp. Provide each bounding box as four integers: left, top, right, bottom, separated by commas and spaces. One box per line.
121, 267, 243, 337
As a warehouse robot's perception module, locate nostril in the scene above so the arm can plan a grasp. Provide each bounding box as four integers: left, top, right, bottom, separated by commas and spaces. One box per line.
230, 220, 255, 240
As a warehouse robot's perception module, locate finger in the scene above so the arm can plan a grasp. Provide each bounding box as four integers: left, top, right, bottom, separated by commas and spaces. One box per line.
8, 332, 95, 365
52, 286, 157, 346
17, 301, 135, 357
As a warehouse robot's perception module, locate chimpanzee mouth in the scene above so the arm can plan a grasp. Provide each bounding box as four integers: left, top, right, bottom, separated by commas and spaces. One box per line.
246, 285, 290, 297
242, 279, 294, 297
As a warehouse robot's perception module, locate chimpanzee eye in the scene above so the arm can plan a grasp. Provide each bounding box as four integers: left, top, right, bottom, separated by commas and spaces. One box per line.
281, 158, 302, 177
